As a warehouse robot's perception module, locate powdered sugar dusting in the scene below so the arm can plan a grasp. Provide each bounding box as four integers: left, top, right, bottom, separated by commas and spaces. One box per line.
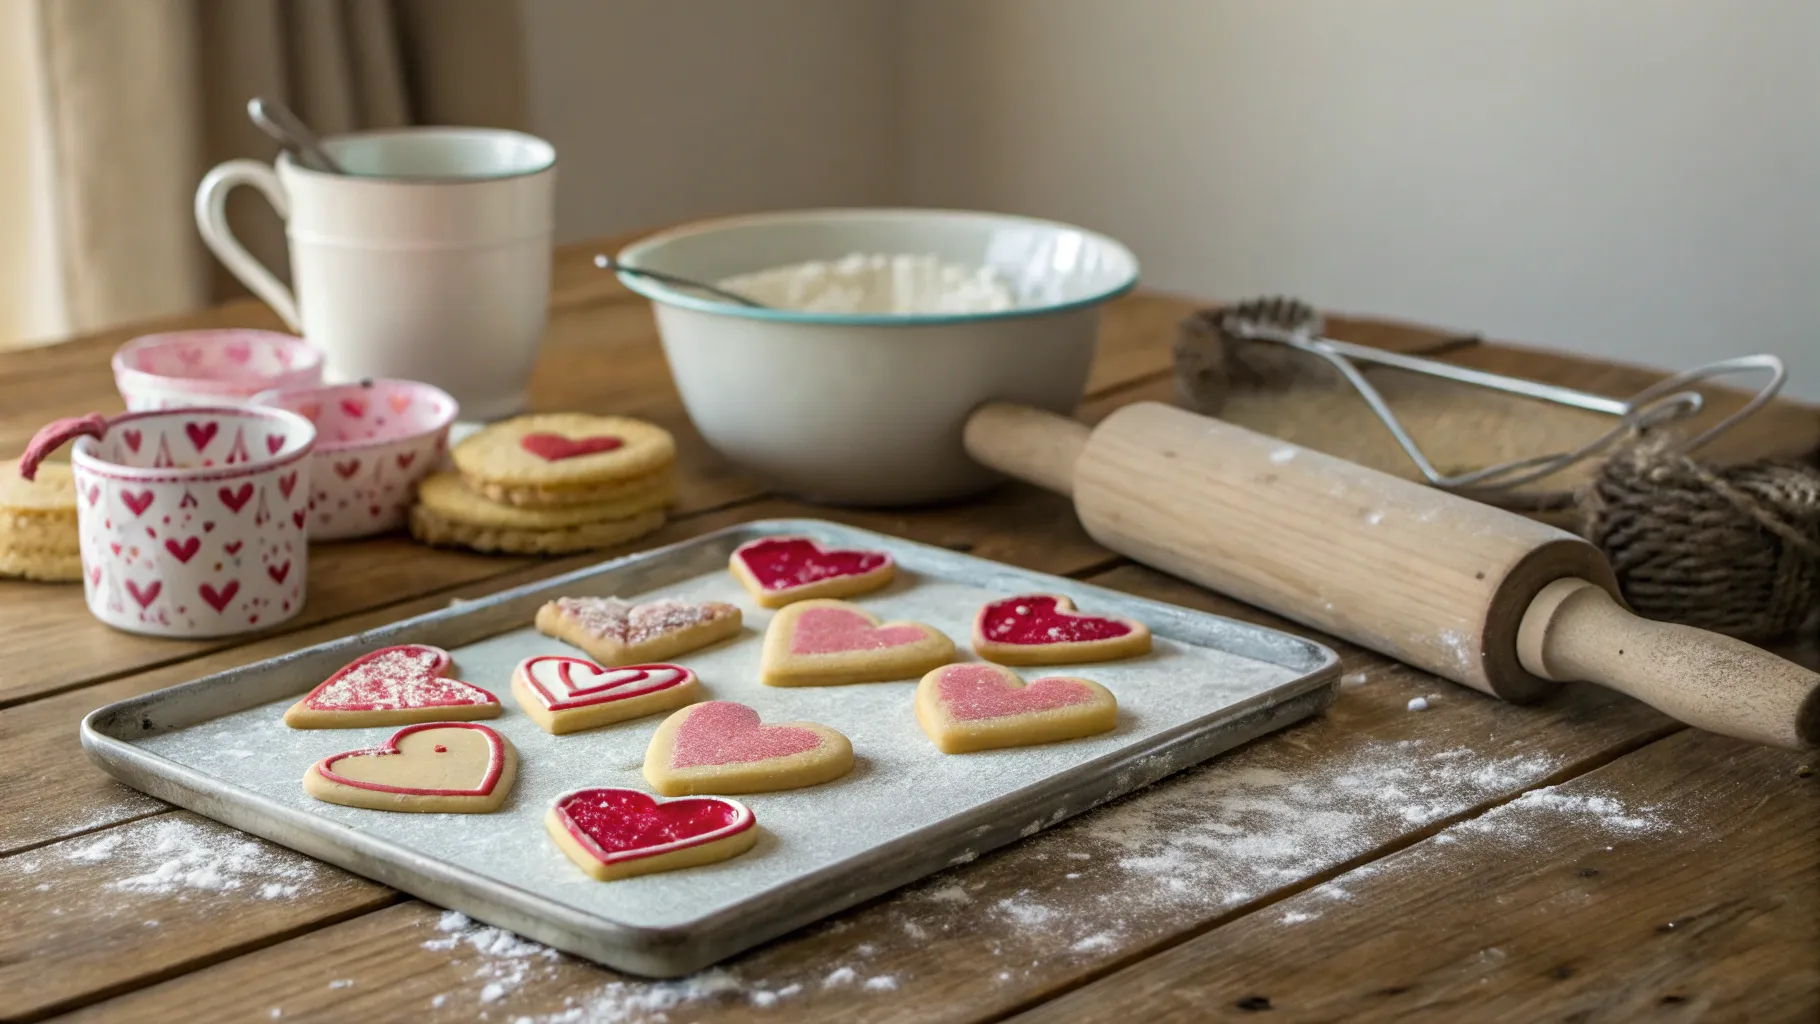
553, 596, 736, 646
304, 645, 490, 712
55, 815, 329, 901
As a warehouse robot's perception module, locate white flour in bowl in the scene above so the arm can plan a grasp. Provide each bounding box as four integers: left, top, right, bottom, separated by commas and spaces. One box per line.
719, 252, 1017, 314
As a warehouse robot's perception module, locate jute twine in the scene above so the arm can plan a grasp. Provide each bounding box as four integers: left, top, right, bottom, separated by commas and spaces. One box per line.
1580, 436, 1820, 643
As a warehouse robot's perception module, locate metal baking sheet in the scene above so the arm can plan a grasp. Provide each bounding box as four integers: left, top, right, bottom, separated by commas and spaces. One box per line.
82, 519, 1338, 977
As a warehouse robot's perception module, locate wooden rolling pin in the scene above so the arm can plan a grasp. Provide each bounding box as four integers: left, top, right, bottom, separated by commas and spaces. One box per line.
964, 401, 1819, 749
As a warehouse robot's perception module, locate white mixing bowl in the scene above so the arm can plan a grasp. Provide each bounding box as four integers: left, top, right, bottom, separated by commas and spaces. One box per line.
617, 208, 1139, 506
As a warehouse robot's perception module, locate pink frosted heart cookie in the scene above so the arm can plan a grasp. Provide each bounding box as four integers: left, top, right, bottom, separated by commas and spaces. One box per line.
302, 722, 517, 812
760, 598, 955, 687
535, 595, 742, 667
546, 788, 757, 881
644, 700, 853, 796
284, 645, 501, 728
730, 535, 895, 608
915, 662, 1118, 754
512, 656, 702, 735
973, 594, 1151, 666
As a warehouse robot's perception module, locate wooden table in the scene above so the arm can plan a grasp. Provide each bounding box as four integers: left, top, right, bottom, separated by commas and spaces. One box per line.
3, 239, 1816, 1023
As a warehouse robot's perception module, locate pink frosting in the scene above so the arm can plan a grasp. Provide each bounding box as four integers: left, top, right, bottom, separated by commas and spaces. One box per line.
671, 701, 822, 768
788, 606, 926, 655
936, 664, 1097, 722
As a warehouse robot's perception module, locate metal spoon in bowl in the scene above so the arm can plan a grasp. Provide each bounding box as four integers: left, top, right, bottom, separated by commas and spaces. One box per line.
593, 255, 766, 308
247, 97, 346, 174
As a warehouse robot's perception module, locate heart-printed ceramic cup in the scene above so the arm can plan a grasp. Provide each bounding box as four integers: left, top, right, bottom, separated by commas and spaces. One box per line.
113, 329, 324, 411
20, 406, 316, 638
251, 379, 457, 540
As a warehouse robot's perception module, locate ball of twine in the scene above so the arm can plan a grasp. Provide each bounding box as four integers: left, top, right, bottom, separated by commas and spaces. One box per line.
1580, 435, 1820, 644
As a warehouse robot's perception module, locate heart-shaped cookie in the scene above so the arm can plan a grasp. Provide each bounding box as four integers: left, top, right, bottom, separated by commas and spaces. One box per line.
545, 787, 757, 881
973, 594, 1152, 666
730, 535, 895, 608
915, 662, 1119, 753
535, 595, 742, 666
644, 700, 853, 795
512, 655, 701, 735
284, 644, 502, 728
761, 598, 955, 687
302, 722, 517, 812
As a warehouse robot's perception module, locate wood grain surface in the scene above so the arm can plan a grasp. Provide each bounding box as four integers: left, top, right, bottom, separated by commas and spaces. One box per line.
2, 235, 1815, 1023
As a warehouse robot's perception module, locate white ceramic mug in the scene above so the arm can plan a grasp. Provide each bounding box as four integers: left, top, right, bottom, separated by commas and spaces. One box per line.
196, 128, 556, 420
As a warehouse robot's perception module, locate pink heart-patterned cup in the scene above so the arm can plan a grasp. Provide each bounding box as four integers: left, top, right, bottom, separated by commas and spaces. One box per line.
250, 379, 458, 540
113, 329, 324, 411
20, 406, 316, 638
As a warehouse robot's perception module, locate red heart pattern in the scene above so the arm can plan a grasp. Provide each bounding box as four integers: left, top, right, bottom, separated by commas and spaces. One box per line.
671, 701, 823, 767
551, 788, 754, 870
125, 579, 162, 609
199, 580, 239, 613
519, 432, 623, 461
184, 421, 219, 451
219, 483, 254, 512
121, 429, 142, 453
977, 595, 1134, 645
121, 490, 155, 517
163, 536, 200, 563
334, 458, 361, 479
733, 536, 892, 596
518, 657, 692, 711
929, 663, 1099, 721
267, 561, 291, 584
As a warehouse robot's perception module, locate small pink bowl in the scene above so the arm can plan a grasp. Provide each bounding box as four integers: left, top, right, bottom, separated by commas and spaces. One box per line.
113, 329, 324, 411
251, 379, 458, 541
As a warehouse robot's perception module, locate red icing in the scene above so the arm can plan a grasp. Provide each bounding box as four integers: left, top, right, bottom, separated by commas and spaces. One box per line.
935, 664, 1097, 722
671, 701, 821, 768
299, 644, 499, 713
978, 595, 1134, 646
789, 606, 927, 655
553, 788, 753, 865
517, 656, 693, 711
733, 536, 891, 593
520, 433, 624, 461
315, 722, 506, 796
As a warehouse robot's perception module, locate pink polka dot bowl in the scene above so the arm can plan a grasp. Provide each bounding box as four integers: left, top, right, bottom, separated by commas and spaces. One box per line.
250, 378, 458, 541
19, 405, 316, 638
113, 329, 324, 411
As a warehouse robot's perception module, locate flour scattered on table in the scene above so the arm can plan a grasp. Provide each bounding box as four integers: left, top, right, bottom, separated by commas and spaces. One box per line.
60, 817, 326, 902
924, 883, 971, 905
1341, 671, 1369, 686
1070, 931, 1119, 953
823, 966, 858, 988
1270, 447, 1297, 465
1280, 910, 1317, 924
329, 979, 353, 990
1452, 786, 1666, 844
1406, 696, 1430, 712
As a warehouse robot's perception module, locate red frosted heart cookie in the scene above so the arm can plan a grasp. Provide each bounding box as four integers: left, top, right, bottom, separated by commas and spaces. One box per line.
730, 535, 895, 608
760, 598, 955, 687
284, 644, 501, 728
302, 722, 517, 812
973, 594, 1151, 666
546, 787, 757, 881
512, 655, 701, 735
451, 413, 675, 508
915, 662, 1119, 753
535, 595, 742, 666
520, 432, 624, 461
644, 700, 853, 795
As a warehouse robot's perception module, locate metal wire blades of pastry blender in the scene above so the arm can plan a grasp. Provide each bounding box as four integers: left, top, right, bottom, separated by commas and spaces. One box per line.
1209, 297, 1788, 509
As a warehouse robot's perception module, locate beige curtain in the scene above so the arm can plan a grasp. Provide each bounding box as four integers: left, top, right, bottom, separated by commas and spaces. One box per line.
27, 0, 527, 341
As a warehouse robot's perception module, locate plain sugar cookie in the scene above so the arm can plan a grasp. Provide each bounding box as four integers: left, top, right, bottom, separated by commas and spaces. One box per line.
303, 722, 517, 812
284, 644, 502, 728
973, 594, 1151, 666
730, 535, 894, 608
512, 656, 702, 735
409, 502, 665, 555
761, 598, 954, 687
416, 471, 674, 529
535, 595, 741, 666
546, 787, 757, 881
915, 662, 1118, 753
644, 700, 853, 796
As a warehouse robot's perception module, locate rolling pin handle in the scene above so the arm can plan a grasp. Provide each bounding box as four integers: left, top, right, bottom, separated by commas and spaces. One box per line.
1518, 578, 1820, 750
963, 403, 1089, 497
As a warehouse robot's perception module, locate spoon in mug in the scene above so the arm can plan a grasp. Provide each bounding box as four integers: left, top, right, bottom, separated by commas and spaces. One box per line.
593, 255, 766, 307
247, 97, 346, 175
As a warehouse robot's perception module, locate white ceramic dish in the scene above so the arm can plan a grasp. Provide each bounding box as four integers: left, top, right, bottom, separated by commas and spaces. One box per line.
616, 208, 1139, 506
112, 329, 324, 411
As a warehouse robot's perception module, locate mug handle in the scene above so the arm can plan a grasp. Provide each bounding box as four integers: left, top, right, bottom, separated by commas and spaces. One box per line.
194, 160, 302, 330
19, 413, 109, 480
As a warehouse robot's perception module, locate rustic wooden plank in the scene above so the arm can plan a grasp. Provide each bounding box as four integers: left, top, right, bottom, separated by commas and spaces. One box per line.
0, 810, 395, 1022
1013, 728, 1817, 1023
55, 566, 1677, 1024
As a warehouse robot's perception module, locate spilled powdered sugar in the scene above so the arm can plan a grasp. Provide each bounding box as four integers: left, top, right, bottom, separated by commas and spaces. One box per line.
54, 815, 328, 903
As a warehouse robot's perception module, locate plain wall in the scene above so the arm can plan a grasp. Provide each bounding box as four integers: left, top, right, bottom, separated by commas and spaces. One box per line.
526, 0, 1819, 399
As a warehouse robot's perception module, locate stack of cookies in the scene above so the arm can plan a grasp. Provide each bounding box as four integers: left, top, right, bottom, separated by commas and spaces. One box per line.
1, 460, 81, 581
409, 413, 675, 555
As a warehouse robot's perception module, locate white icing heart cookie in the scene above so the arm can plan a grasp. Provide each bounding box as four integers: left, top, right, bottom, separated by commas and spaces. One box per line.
535, 595, 741, 666
302, 722, 517, 812
284, 644, 501, 728
512, 656, 701, 735
644, 700, 853, 796
915, 662, 1118, 754
760, 598, 954, 687
546, 787, 758, 881
730, 535, 895, 608
973, 593, 1152, 666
